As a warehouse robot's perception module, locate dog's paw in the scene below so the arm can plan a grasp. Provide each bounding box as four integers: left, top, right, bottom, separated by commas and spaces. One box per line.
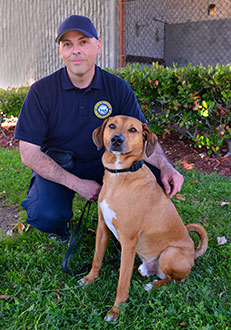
77, 278, 87, 286
144, 282, 155, 292
104, 307, 119, 322
104, 313, 117, 322
138, 262, 149, 277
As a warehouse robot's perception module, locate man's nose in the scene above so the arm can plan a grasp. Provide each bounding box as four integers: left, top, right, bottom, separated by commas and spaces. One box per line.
72, 45, 81, 54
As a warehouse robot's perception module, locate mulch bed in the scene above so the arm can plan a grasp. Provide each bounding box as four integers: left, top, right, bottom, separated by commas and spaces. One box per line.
159, 132, 231, 177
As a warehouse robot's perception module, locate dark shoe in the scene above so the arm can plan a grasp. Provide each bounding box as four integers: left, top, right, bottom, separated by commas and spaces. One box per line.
47, 232, 70, 243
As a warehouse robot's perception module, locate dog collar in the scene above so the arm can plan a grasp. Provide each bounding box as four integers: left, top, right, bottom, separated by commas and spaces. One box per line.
105, 160, 144, 174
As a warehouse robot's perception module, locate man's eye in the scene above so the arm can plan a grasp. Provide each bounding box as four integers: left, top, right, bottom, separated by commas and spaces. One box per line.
129, 127, 137, 133
109, 124, 116, 129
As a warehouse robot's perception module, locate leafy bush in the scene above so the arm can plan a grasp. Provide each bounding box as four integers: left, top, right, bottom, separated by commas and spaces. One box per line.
108, 63, 231, 154
1, 63, 231, 154
0, 86, 29, 120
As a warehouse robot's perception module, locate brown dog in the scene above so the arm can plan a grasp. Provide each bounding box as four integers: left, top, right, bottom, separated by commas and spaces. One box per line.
79, 115, 208, 321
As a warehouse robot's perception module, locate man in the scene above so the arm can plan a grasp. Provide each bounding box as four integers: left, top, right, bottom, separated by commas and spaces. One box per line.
15, 15, 184, 241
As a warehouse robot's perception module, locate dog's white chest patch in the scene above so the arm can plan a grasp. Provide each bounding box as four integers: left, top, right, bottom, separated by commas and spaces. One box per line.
100, 199, 118, 240
113, 152, 122, 169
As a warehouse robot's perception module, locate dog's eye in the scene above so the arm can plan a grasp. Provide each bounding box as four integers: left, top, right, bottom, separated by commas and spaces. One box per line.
129, 127, 137, 133
109, 124, 116, 129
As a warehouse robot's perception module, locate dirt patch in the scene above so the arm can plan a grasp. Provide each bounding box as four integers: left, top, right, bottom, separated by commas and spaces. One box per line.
0, 198, 20, 236
0, 121, 230, 234
0, 123, 19, 149
159, 132, 231, 177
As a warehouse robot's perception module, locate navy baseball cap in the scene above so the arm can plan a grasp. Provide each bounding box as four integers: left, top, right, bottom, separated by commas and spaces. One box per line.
55, 15, 98, 43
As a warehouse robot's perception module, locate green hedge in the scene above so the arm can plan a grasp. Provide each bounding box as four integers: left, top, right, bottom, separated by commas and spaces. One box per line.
109, 63, 231, 154
1, 63, 231, 154
0, 86, 29, 119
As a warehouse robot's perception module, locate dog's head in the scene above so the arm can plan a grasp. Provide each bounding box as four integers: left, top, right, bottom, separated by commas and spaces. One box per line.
92, 115, 157, 158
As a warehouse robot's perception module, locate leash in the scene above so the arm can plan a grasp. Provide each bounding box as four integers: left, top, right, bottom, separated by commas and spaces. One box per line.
62, 200, 120, 276
62, 201, 92, 275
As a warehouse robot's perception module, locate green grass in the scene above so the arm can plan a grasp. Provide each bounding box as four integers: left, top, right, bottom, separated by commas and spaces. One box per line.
0, 148, 31, 205
0, 148, 230, 329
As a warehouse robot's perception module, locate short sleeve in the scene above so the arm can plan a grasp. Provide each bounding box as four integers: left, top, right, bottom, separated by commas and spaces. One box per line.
14, 84, 49, 146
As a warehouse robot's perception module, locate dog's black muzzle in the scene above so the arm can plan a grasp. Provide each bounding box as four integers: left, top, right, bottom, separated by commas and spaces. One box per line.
110, 134, 124, 152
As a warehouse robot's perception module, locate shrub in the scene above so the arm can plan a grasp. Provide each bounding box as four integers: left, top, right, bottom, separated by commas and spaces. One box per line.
108, 63, 231, 154
0, 86, 29, 120
1, 63, 231, 154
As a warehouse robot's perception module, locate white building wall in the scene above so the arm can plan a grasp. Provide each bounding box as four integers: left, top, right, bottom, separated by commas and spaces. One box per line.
0, 0, 120, 88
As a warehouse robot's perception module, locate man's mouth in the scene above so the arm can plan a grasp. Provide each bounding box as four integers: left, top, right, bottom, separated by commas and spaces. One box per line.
71, 59, 84, 64
70, 57, 85, 64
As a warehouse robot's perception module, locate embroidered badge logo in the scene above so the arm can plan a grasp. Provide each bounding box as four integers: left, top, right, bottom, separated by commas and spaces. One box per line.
94, 101, 112, 119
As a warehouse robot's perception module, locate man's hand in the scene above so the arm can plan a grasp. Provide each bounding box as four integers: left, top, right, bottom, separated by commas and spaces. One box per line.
144, 141, 184, 198
72, 179, 101, 203
161, 165, 184, 198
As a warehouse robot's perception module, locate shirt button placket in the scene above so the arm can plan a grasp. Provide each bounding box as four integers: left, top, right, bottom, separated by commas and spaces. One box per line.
78, 91, 86, 119
79, 105, 85, 118
79, 90, 90, 119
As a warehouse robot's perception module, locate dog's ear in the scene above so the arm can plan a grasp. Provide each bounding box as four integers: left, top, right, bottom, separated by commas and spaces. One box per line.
92, 118, 110, 150
143, 123, 157, 157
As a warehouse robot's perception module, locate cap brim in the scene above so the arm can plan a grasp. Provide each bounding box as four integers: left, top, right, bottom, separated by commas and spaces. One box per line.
55, 28, 97, 43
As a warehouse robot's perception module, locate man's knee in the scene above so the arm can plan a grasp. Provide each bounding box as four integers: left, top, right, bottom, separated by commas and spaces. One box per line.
22, 172, 74, 236
22, 198, 73, 235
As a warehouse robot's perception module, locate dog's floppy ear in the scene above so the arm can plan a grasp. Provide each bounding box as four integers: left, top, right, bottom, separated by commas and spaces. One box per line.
143, 123, 157, 157
92, 118, 110, 151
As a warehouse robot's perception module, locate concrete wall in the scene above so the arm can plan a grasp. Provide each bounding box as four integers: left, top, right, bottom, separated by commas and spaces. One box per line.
0, 0, 120, 88
1, 0, 231, 88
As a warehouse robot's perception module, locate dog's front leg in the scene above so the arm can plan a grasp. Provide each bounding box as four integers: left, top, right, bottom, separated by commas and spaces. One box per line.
105, 238, 137, 321
81, 211, 110, 284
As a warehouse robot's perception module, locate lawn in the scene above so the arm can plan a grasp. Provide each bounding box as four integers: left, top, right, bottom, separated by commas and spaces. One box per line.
0, 148, 230, 329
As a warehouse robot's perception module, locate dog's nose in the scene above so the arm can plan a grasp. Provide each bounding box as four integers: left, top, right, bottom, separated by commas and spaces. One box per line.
111, 134, 124, 146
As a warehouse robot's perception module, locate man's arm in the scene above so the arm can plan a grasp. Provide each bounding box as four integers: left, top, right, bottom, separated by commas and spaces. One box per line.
19, 141, 101, 202
144, 142, 184, 198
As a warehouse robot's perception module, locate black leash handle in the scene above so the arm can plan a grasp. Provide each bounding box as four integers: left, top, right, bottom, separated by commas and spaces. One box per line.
62, 201, 92, 275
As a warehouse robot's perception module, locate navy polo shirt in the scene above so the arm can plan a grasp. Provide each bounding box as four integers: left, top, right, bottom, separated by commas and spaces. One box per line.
15, 65, 146, 162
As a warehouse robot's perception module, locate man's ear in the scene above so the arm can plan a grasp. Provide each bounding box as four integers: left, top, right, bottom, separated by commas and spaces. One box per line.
143, 124, 157, 157
92, 118, 109, 150
96, 39, 102, 54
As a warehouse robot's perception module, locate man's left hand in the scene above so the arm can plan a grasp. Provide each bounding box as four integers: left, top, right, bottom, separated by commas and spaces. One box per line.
161, 165, 184, 198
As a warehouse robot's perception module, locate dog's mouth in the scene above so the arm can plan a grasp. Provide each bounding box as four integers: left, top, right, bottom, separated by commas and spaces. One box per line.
109, 145, 128, 154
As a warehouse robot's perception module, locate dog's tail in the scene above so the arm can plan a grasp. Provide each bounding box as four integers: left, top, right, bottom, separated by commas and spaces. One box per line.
186, 224, 208, 259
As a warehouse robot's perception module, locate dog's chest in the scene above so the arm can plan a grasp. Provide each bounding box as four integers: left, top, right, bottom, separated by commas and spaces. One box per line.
100, 199, 118, 240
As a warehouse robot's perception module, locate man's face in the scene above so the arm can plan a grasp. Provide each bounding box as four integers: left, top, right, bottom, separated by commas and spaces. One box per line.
58, 30, 101, 84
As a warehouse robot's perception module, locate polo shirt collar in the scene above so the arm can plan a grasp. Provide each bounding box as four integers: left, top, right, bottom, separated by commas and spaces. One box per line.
61, 65, 101, 91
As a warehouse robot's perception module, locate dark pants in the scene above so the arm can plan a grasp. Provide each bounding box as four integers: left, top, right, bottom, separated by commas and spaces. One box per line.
22, 160, 164, 237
